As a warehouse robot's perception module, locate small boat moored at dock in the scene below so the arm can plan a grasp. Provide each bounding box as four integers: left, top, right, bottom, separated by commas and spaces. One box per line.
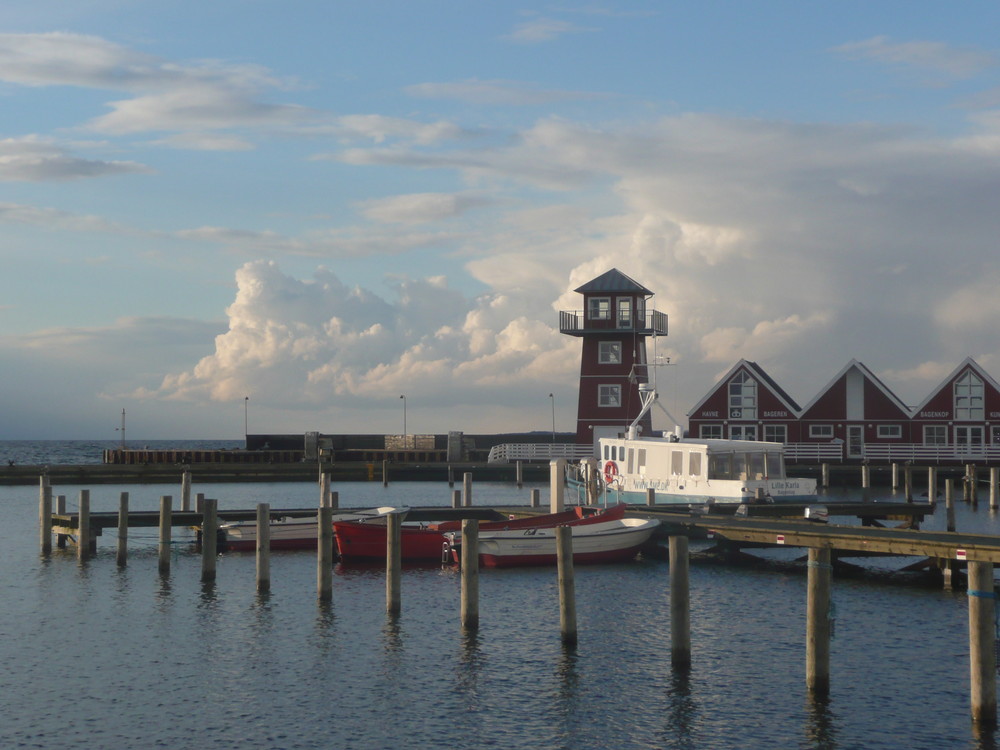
446, 510, 659, 568
220, 506, 401, 551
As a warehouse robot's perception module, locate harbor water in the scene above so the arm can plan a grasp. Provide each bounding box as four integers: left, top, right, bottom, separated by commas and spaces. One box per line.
3, 441, 1000, 749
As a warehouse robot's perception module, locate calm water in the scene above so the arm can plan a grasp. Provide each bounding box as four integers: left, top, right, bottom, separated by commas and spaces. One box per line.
2, 442, 1000, 749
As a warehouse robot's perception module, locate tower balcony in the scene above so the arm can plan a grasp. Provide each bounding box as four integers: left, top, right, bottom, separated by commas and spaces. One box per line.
559, 309, 668, 337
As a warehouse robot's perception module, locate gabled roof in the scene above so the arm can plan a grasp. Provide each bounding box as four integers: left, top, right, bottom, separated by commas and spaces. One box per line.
574, 268, 652, 295
911, 356, 1000, 415
799, 359, 911, 417
687, 359, 802, 417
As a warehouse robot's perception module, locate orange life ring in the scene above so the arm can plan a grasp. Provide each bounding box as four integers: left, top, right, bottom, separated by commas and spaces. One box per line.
603, 460, 619, 485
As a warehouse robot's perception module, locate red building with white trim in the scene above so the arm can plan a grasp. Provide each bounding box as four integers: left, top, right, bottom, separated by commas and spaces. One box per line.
687, 360, 804, 443
798, 360, 913, 460
559, 269, 668, 446
910, 358, 1000, 457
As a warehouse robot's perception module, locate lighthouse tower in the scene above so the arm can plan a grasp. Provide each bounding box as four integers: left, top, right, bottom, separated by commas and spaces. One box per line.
559, 269, 669, 447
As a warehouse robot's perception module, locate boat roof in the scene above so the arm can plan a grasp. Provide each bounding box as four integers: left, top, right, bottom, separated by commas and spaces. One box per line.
600, 435, 785, 451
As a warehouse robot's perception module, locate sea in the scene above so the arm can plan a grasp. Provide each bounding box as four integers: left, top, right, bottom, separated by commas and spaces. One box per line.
2, 440, 999, 749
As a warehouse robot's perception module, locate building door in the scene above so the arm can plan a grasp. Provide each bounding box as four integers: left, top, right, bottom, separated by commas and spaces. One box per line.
847, 426, 864, 458
955, 426, 985, 457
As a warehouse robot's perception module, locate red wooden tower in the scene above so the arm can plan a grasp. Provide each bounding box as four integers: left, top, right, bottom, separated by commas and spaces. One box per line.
559, 269, 669, 446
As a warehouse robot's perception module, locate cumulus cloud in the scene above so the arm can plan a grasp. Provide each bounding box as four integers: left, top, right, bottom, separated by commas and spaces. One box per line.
153, 260, 576, 414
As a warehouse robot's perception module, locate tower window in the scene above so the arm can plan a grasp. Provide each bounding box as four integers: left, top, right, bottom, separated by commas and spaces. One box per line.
588, 297, 611, 320
599, 342, 622, 364
598, 385, 621, 407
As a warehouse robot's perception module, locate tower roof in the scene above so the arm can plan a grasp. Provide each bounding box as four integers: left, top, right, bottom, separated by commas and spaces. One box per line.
574, 268, 652, 295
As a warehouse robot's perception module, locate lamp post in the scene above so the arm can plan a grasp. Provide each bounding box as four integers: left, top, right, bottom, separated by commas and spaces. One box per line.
549, 393, 555, 442
399, 394, 407, 437
244, 396, 249, 448
116, 408, 126, 449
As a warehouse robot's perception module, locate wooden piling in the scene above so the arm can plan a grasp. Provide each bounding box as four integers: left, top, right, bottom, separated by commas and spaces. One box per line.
584, 459, 599, 506
452, 489, 462, 509
330, 491, 339, 510
181, 469, 192, 512
556, 526, 577, 645
971, 464, 980, 506
669, 535, 691, 670
928, 466, 937, 504
317, 506, 333, 601
386, 512, 402, 616
201, 498, 218, 583
55, 494, 67, 548
806, 546, 832, 697
946, 479, 956, 532
256, 503, 271, 593
158, 495, 172, 576
38, 476, 52, 556
116, 492, 129, 567
968, 560, 997, 726
991, 467, 999, 511
382, 459, 388, 487
904, 464, 912, 502
530, 488, 540, 508
861, 464, 870, 502
516, 460, 523, 489
463, 472, 473, 507
320, 471, 331, 507
892, 462, 900, 491
647, 488, 656, 506
78, 489, 91, 562
821, 463, 830, 489
460, 519, 479, 630
550, 458, 566, 513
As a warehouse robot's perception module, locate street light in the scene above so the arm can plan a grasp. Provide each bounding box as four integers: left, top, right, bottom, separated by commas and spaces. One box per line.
549, 393, 555, 442
244, 396, 249, 448
116, 408, 126, 449
399, 394, 407, 437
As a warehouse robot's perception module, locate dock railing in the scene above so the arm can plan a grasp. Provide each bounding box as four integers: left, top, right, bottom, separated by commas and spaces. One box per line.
487, 443, 595, 463
783, 442, 1000, 464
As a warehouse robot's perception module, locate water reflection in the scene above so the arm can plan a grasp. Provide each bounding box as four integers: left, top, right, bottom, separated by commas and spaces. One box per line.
972, 722, 999, 750
661, 669, 699, 750
454, 629, 484, 707
805, 694, 839, 750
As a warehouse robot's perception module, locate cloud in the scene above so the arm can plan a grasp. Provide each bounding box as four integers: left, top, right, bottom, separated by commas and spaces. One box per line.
358, 192, 491, 224
0, 136, 152, 181
152, 260, 576, 413
832, 35, 995, 78
0, 32, 316, 146
504, 17, 595, 44
405, 79, 609, 106
0, 200, 129, 231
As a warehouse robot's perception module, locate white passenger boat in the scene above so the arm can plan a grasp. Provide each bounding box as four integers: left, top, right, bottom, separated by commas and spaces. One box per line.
567, 383, 817, 505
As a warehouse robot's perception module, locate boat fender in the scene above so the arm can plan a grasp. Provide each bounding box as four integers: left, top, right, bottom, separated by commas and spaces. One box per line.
441, 539, 452, 564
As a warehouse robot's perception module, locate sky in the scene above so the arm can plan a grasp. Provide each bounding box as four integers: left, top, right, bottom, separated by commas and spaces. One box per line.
3, 1, 1000, 440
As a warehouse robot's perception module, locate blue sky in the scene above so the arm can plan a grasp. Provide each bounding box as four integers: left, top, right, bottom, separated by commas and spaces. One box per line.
3, 1, 1000, 440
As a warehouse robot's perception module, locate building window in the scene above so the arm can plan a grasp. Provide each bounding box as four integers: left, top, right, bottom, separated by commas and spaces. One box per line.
924, 425, 947, 445
598, 342, 622, 364
955, 370, 984, 420
730, 424, 757, 440
764, 425, 787, 443
700, 424, 723, 439
877, 425, 902, 439
809, 425, 834, 438
598, 384, 621, 407
728, 371, 757, 420
617, 297, 632, 328
588, 297, 611, 320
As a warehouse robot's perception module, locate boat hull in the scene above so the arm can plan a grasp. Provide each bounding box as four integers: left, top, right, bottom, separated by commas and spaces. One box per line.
453, 517, 659, 568
333, 522, 448, 563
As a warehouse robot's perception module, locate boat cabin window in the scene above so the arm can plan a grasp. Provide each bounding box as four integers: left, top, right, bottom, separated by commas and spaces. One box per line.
689, 453, 703, 477
708, 453, 732, 480
766, 453, 782, 477
733, 453, 747, 479
637, 449, 646, 474
618, 446, 625, 461
749, 453, 765, 479
671, 450, 683, 476
627, 449, 635, 474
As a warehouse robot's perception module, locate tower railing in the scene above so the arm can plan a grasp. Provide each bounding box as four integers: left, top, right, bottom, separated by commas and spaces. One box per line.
559, 309, 668, 335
